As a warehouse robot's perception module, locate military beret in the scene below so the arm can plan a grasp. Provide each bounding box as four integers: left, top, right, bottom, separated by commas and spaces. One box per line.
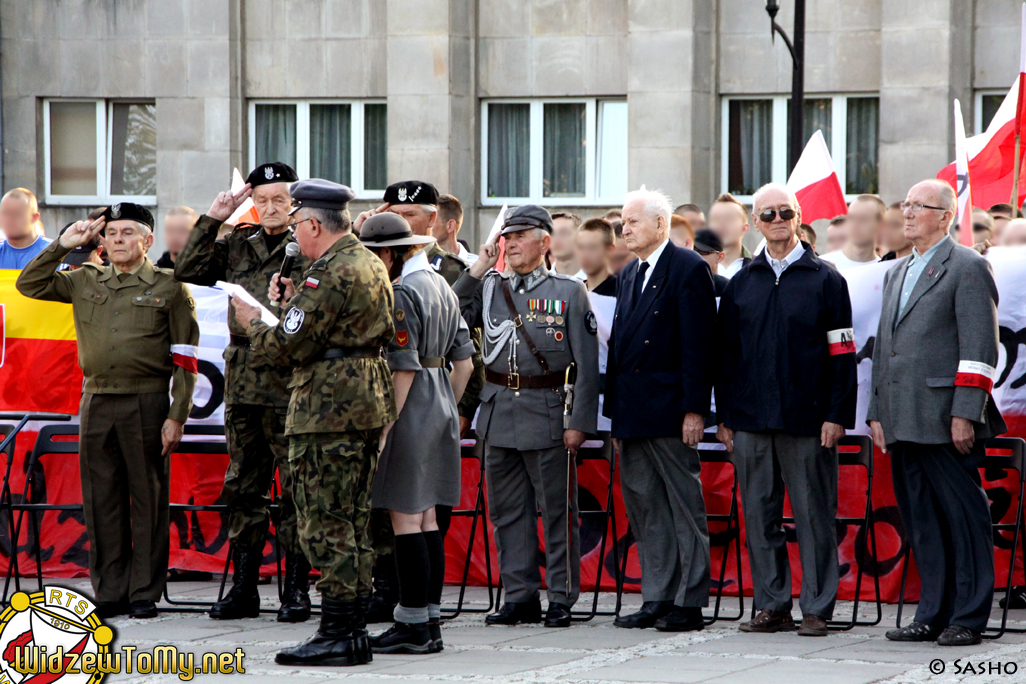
693, 228, 724, 253
288, 179, 357, 214
103, 202, 154, 230
359, 213, 435, 248
384, 180, 439, 207
59, 221, 99, 266
246, 161, 299, 188
500, 204, 553, 236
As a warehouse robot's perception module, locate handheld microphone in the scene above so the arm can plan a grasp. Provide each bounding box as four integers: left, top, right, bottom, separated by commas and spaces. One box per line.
277, 242, 301, 305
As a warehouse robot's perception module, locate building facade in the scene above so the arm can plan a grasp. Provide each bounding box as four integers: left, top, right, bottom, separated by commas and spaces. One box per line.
0, 0, 1018, 252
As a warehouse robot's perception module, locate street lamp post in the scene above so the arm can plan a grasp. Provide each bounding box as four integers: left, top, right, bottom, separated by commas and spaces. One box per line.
766, 0, 806, 174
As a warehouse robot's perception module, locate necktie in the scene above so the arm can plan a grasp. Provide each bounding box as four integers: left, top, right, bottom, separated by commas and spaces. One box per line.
633, 261, 650, 308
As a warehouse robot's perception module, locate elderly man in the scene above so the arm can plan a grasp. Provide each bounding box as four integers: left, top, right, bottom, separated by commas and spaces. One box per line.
605, 189, 717, 632
17, 203, 199, 619
0, 188, 50, 268
156, 206, 199, 269
822, 195, 884, 270
454, 205, 599, 628
175, 162, 314, 622
717, 183, 857, 637
869, 180, 1006, 647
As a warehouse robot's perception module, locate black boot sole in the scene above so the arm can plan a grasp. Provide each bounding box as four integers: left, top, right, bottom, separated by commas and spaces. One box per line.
371, 641, 433, 655
274, 654, 365, 666
277, 608, 312, 623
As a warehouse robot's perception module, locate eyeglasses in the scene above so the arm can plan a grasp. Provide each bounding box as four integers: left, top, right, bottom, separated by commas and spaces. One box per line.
757, 207, 796, 223
900, 201, 946, 213
288, 217, 316, 230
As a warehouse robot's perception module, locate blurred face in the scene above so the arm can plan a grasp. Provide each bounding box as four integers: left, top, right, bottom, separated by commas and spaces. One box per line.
163, 213, 195, 256
681, 210, 705, 231
102, 220, 153, 269
972, 226, 993, 245
902, 182, 953, 245
826, 222, 847, 252
610, 237, 633, 275
575, 229, 612, 277
1001, 219, 1026, 246
390, 205, 435, 236
622, 199, 666, 258
550, 217, 578, 260
504, 228, 550, 274
881, 207, 911, 253
846, 200, 880, 249
993, 216, 1010, 245
0, 194, 38, 241
708, 202, 749, 248
752, 188, 801, 246
252, 183, 292, 230
697, 250, 724, 273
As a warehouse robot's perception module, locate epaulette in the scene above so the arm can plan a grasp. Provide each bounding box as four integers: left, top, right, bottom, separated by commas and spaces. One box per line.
232, 222, 262, 239
548, 271, 579, 282
83, 262, 104, 272
484, 269, 509, 280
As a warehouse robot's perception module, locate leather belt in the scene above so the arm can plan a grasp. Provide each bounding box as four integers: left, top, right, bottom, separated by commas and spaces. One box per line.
315, 347, 383, 361
419, 357, 446, 369
486, 368, 563, 390
230, 334, 250, 347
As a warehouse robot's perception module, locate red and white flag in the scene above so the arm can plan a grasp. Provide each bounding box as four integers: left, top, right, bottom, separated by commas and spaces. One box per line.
227, 168, 260, 226
953, 99, 975, 246
786, 130, 848, 223
484, 203, 509, 273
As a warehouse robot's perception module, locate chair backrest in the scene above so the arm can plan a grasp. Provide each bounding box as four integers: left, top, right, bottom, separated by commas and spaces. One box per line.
0, 424, 14, 459
983, 437, 1026, 485
578, 438, 610, 462
698, 432, 737, 467
31, 424, 81, 456
23, 424, 81, 505
838, 434, 873, 472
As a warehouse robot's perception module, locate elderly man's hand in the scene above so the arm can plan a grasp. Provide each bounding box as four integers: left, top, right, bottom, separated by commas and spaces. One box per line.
268, 273, 295, 306
231, 296, 261, 329
161, 419, 184, 457
820, 421, 845, 449
564, 429, 586, 457
716, 424, 734, 452
952, 416, 975, 455
869, 420, 888, 453
208, 185, 253, 222
59, 217, 105, 249
354, 202, 390, 234
682, 412, 705, 447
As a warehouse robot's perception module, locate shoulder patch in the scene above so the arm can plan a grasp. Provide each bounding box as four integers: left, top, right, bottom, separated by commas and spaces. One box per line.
283, 307, 305, 334
395, 308, 405, 322
585, 310, 597, 335
431, 254, 444, 270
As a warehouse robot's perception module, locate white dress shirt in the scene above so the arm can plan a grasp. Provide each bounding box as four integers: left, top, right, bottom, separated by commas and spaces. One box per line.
766, 240, 805, 278
640, 238, 670, 290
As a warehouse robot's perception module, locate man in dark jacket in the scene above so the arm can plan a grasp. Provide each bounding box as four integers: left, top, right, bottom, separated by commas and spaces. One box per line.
716, 182, 857, 638
605, 188, 717, 632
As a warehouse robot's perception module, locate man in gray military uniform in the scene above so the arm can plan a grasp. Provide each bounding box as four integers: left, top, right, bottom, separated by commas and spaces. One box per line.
454, 204, 599, 628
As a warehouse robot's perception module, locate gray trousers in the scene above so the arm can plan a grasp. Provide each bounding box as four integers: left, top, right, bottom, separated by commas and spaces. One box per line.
619, 437, 710, 607
735, 431, 838, 619
485, 443, 580, 606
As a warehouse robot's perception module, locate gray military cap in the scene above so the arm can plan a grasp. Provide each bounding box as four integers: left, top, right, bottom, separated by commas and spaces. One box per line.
500, 204, 554, 236
359, 212, 436, 248
288, 179, 356, 214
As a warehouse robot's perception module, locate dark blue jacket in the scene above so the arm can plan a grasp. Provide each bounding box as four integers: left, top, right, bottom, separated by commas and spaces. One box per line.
716, 242, 857, 436
603, 242, 717, 439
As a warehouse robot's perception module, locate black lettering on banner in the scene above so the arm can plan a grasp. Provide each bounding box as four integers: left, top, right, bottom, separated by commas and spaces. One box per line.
996, 325, 1026, 389
189, 359, 225, 420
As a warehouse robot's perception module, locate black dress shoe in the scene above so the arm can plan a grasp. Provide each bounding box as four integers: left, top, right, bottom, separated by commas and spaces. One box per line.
485, 600, 542, 626
95, 601, 129, 618
129, 600, 158, 619
1000, 586, 1026, 610
370, 621, 433, 654
937, 624, 982, 646
544, 603, 571, 628
654, 607, 704, 632
614, 601, 675, 629
885, 621, 943, 642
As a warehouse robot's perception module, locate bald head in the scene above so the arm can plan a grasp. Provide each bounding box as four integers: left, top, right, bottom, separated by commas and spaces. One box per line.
1002, 218, 1026, 246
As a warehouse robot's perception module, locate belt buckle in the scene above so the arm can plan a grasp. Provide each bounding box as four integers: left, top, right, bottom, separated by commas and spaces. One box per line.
513, 315, 523, 328
508, 372, 520, 390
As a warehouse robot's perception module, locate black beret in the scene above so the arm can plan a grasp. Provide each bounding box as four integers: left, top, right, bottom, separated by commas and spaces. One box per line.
383, 180, 439, 207
246, 162, 299, 188
288, 179, 357, 213
500, 204, 553, 235
693, 228, 724, 253
103, 202, 154, 229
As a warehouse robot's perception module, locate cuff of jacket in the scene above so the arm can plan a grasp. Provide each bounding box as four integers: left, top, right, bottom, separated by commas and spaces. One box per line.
951, 386, 990, 424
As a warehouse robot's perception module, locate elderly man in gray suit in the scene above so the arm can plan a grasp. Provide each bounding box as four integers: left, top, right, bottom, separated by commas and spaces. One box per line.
868, 179, 1006, 647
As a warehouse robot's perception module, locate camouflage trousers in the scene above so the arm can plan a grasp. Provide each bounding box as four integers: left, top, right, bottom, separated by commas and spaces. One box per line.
371, 509, 395, 558
222, 405, 299, 557
289, 429, 381, 601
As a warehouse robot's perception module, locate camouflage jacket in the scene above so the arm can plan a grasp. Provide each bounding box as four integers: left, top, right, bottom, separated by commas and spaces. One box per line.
246, 234, 397, 436
424, 241, 485, 420
175, 215, 308, 408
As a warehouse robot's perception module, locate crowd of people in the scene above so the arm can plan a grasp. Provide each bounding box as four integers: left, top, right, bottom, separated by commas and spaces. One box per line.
4, 161, 1014, 665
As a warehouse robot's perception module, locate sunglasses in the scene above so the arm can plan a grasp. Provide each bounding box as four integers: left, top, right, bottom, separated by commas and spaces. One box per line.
758, 207, 796, 223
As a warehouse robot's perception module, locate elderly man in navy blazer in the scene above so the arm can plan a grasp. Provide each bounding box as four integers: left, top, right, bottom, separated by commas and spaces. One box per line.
605, 188, 717, 632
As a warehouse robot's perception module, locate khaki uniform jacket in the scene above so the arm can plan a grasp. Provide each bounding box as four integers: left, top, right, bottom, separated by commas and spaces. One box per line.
246, 234, 398, 436
17, 241, 199, 423
174, 215, 308, 407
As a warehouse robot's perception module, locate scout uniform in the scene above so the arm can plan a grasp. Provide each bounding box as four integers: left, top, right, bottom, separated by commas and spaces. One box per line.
174, 162, 314, 622
16, 203, 198, 617
453, 204, 599, 628
245, 179, 396, 667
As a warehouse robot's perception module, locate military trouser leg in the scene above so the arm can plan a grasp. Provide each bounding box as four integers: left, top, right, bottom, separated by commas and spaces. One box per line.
222, 405, 299, 557
371, 509, 394, 558
289, 430, 381, 601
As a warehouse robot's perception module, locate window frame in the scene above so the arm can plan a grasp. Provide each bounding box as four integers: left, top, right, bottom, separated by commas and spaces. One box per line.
247, 99, 387, 200
480, 97, 627, 207
720, 93, 877, 204
974, 89, 1007, 135
43, 98, 158, 206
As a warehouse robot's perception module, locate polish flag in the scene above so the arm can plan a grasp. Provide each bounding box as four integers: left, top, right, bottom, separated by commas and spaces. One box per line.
227, 168, 260, 226
171, 344, 200, 373
786, 130, 848, 223
953, 99, 975, 246
484, 203, 509, 273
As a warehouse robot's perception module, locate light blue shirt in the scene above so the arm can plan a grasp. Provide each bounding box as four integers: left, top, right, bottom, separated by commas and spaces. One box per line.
0, 236, 51, 269
898, 237, 948, 315
767, 240, 805, 278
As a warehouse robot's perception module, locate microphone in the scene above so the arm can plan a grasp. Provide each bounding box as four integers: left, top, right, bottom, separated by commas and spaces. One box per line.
277, 242, 301, 305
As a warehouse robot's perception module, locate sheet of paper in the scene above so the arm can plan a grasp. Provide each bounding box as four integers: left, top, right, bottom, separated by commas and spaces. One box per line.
212, 281, 280, 327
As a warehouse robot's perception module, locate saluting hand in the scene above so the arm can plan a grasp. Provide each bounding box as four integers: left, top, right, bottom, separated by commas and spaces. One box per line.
207, 184, 254, 222
161, 419, 184, 457
231, 296, 261, 328
354, 202, 390, 233
268, 273, 296, 306
468, 231, 502, 279
59, 217, 105, 249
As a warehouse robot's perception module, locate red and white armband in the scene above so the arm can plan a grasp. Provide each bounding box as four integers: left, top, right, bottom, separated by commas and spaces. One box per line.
171, 344, 199, 373
954, 360, 996, 392
827, 327, 856, 356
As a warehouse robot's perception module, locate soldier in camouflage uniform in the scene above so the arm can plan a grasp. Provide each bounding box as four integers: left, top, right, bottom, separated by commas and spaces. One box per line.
232, 179, 396, 668
174, 162, 313, 622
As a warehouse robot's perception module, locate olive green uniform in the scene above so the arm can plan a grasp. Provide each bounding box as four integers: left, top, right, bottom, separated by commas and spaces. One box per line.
17, 241, 199, 603
246, 233, 396, 600
174, 215, 308, 557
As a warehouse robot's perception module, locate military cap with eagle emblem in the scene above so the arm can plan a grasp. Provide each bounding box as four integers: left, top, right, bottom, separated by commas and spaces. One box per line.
246, 161, 299, 188
288, 179, 357, 214
384, 180, 439, 207
101, 202, 155, 232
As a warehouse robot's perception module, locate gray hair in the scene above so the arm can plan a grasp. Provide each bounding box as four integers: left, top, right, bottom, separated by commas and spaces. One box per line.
751, 182, 799, 210
308, 206, 352, 234
623, 187, 673, 225
916, 179, 957, 230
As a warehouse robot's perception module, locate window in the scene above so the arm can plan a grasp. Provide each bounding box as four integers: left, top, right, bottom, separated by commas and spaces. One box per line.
975, 90, 1006, 134
248, 100, 387, 198
721, 94, 879, 201
481, 98, 627, 205
44, 99, 157, 204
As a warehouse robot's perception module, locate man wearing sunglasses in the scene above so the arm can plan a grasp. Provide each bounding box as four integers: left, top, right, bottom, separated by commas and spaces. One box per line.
716, 182, 857, 638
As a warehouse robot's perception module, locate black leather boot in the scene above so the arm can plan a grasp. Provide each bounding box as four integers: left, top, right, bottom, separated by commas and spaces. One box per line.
275, 596, 373, 666
209, 547, 262, 619
365, 554, 399, 623
277, 552, 312, 623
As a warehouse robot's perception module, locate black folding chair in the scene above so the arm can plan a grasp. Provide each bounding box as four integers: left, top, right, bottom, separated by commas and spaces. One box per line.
894, 437, 1026, 640
571, 435, 620, 621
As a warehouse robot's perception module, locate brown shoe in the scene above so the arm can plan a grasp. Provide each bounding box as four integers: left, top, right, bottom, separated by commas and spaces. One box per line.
797, 614, 828, 637
739, 609, 797, 633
